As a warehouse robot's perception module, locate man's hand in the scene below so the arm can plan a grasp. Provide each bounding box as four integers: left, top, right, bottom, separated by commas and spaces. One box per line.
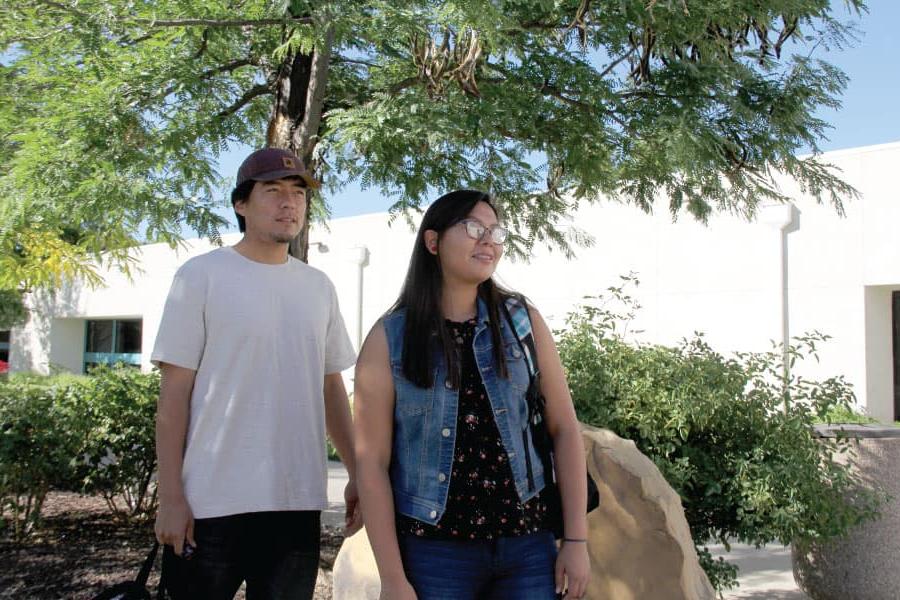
155, 495, 195, 557
344, 478, 362, 536
323, 372, 360, 536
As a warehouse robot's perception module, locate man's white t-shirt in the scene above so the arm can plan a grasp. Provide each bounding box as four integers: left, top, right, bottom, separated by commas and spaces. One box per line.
151, 246, 356, 519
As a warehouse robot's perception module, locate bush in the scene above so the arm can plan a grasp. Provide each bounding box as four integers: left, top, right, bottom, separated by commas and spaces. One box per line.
0, 379, 82, 539
5, 371, 87, 389
0, 367, 159, 536
70, 365, 160, 521
817, 404, 880, 424
557, 279, 883, 591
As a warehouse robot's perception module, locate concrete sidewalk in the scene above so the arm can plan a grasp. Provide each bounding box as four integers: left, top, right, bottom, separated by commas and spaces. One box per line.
325, 462, 807, 598
709, 543, 807, 599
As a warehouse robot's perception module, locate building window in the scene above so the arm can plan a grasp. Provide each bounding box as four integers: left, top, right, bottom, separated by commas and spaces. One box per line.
84, 319, 142, 372
0, 330, 9, 368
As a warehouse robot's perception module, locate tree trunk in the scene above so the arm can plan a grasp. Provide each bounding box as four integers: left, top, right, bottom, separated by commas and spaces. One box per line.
266, 19, 334, 263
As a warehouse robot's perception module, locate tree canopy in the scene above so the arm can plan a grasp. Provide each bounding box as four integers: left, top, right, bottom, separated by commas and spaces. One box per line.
0, 0, 864, 290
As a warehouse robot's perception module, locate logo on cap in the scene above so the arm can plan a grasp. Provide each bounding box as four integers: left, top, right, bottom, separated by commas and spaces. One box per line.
282, 157, 296, 169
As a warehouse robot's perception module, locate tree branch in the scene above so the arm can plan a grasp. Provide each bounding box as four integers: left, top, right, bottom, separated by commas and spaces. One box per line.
204, 58, 257, 78
33, 3, 313, 29
117, 31, 163, 47
132, 16, 314, 28
217, 84, 271, 118
541, 83, 591, 110
36, 0, 88, 19
293, 23, 335, 161
333, 56, 380, 68
6, 26, 73, 43
389, 76, 420, 95
598, 49, 636, 79
156, 58, 257, 99
489, 62, 591, 111
193, 28, 210, 59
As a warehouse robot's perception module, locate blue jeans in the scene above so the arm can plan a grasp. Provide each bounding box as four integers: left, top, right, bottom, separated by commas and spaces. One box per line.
161, 511, 320, 600
398, 530, 558, 600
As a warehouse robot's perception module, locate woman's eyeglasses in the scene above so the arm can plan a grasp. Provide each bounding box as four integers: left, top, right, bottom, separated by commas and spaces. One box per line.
457, 219, 509, 244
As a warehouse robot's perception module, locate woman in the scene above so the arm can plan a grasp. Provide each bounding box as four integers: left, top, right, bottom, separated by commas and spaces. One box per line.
354, 190, 589, 600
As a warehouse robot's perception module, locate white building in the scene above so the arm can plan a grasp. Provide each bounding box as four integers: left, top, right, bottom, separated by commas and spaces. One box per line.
6, 141, 900, 421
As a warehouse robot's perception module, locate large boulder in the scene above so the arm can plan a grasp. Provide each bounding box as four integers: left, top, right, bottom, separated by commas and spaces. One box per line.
582, 424, 714, 600
332, 529, 380, 600
333, 426, 715, 600
792, 424, 900, 600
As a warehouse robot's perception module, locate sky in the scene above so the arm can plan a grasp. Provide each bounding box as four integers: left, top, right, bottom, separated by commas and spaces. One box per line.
213, 0, 900, 227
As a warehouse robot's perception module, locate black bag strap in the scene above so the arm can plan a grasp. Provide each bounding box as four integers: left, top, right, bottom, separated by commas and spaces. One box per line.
502, 294, 557, 486
503, 296, 602, 517
137, 540, 167, 599
135, 542, 159, 588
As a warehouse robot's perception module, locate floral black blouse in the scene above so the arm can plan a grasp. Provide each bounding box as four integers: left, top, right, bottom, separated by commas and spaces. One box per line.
397, 318, 550, 540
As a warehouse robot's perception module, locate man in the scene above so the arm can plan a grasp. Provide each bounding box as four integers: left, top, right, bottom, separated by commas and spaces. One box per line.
152, 147, 359, 599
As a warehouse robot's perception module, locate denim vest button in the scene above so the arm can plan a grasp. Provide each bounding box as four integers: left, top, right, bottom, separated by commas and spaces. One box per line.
441, 428, 451, 437
512, 348, 522, 358
444, 379, 453, 389
438, 473, 446, 482
429, 510, 437, 518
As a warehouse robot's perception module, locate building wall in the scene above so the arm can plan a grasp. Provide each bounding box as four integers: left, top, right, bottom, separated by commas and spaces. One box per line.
9, 142, 900, 419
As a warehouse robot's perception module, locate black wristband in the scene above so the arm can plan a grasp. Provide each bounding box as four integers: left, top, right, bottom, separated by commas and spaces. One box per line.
563, 538, 587, 543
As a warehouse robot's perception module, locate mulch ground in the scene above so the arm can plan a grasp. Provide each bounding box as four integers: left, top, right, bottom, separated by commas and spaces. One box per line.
0, 492, 344, 599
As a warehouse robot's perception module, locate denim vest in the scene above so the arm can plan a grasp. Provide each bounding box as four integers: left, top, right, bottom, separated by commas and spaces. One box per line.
383, 296, 547, 525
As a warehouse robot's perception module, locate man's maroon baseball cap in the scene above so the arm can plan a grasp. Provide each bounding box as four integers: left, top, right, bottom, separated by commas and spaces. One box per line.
236, 147, 320, 189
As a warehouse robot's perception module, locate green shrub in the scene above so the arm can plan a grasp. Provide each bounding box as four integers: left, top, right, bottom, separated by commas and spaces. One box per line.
0, 367, 159, 534
70, 365, 159, 522
0, 379, 82, 539
817, 404, 880, 425
557, 279, 883, 591
5, 371, 87, 389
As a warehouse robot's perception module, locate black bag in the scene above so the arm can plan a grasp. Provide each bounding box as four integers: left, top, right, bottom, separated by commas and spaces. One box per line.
91, 541, 164, 600
502, 296, 600, 538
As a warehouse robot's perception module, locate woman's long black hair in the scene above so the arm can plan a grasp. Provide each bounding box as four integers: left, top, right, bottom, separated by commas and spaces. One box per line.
391, 189, 510, 389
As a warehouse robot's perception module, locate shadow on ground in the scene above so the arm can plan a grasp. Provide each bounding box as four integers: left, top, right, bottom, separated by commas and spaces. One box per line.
0, 492, 341, 600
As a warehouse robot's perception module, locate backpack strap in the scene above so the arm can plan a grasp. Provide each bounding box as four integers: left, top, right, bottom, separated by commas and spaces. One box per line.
135, 542, 159, 588
503, 294, 539, 378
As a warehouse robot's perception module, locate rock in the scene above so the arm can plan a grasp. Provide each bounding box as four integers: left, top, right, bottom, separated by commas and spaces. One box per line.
332, 426, 715, 600
792, 426, 900, 600
332, 529, 381, 600
582, 425, 715, 600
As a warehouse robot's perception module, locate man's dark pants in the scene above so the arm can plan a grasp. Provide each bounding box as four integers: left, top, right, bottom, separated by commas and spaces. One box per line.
162, 511, 321, 600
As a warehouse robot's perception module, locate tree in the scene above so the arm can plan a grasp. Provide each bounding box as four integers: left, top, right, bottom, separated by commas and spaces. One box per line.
0, 0, 864, 290
0, 289, 28, 329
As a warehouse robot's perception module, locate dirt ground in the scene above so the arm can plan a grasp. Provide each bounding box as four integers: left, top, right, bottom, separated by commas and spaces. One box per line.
0, 492, 343, 599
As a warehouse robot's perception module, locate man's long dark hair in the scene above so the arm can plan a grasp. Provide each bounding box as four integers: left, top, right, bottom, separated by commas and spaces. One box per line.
391, 189, 510, 389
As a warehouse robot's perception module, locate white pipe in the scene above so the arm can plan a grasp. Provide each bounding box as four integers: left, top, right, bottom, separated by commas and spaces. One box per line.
760, 203, 799, 388
347, 246, 370, 350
